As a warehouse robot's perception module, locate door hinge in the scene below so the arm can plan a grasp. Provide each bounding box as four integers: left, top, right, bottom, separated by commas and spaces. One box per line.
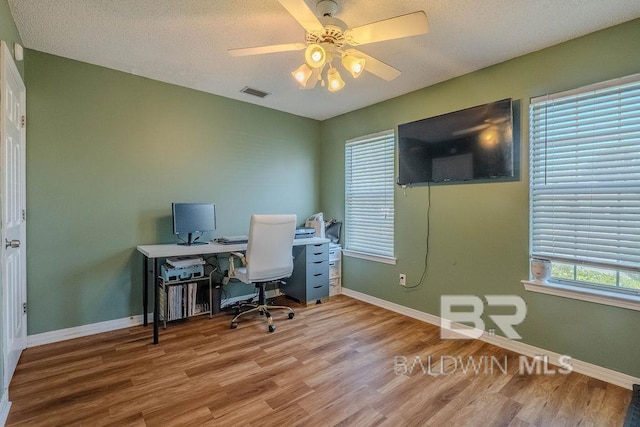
21, 115, 26, 128
23, 302, 27, 314
22, 209, 26, 221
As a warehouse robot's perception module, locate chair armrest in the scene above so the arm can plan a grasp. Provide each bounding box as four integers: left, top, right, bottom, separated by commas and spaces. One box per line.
230, 252, 247, 266
227, 251, 246, 279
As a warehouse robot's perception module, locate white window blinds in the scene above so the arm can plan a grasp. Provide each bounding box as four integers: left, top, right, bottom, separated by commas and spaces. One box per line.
529, 74, 640, 271
345, 130, 395, 259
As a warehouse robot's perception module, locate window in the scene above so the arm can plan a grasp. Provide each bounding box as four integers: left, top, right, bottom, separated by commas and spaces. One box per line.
344, 130, 395, 263
529, 74, 640, 297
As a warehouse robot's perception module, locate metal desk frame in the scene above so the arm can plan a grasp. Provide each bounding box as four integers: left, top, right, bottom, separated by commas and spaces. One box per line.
137, 238, 329, 344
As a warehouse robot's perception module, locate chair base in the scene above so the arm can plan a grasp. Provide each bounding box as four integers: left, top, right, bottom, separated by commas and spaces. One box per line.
230, 281, 295, 332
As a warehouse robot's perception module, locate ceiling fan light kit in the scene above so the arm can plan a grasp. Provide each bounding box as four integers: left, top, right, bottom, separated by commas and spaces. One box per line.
327, 67, 345, 92
291, 63, 314, 85
304, 43, 326, 68
341, 54, 365, 78
229, 0, 429, 93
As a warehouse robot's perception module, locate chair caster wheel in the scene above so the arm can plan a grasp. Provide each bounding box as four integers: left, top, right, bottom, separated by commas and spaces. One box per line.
230, 322, 237, 329
288, 313, 294, 319
268, 325, 275, 333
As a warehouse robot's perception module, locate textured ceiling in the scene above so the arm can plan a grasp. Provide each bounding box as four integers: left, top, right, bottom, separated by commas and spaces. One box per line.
8, 0, 640, 120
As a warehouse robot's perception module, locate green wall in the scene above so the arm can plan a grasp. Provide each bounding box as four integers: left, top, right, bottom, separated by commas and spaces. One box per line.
320, 18, 640, 377
24, 50, 320, 335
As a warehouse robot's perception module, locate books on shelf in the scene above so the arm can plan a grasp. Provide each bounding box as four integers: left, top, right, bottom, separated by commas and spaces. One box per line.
161, 282, 210, 322
187, 282, 197, 316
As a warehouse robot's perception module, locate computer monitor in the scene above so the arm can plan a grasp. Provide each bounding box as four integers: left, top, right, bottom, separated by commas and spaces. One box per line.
172, 202, 216, 246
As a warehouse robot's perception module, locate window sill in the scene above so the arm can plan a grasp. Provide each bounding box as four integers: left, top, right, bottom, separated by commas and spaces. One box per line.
343, 250, 396, 265
521, 280, 640, 311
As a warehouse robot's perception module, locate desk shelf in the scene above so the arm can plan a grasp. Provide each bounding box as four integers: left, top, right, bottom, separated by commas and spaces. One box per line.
158, 276, 212, 329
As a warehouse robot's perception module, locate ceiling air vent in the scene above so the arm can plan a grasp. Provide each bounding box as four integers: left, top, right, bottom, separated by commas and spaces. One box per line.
240, 86, 270, 98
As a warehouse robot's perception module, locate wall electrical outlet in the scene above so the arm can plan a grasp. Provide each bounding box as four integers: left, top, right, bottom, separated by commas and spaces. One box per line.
399, 273, 406, 287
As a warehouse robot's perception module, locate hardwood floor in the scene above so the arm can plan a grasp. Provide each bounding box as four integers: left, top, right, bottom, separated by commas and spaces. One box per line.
6, 295, 631, 426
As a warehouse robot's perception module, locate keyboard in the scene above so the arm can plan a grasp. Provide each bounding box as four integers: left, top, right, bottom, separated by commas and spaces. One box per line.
216, 235, 249, 244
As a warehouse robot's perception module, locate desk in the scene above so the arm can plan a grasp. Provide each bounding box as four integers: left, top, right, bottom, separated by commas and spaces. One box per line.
137, 237, 329, 344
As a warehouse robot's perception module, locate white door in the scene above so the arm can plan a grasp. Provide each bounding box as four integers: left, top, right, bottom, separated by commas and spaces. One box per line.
1, 40, 27, 390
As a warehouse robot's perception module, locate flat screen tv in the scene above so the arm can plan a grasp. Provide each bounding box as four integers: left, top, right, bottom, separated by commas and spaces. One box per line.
397, 98, 514, 185
172, 202, 216, 246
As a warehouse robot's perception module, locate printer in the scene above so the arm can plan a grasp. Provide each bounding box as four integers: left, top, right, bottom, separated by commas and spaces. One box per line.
161, 256, 205, 282
295, 227, 316, 239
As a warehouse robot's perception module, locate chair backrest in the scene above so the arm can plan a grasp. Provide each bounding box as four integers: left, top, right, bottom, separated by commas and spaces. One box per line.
245, 214, 297, 282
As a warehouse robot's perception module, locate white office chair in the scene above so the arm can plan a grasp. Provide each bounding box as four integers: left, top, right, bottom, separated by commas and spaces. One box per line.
229, 214, 297, 332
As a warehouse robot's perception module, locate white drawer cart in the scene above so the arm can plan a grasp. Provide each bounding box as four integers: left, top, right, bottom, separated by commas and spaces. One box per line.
329, 243, 342, 296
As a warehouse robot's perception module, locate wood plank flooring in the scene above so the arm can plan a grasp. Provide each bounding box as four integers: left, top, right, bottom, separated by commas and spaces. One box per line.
6, 295, 631, 426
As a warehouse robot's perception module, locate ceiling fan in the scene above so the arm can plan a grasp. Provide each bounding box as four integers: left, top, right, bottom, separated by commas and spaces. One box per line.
228, 0, 429, 92
452, 117, 511, 136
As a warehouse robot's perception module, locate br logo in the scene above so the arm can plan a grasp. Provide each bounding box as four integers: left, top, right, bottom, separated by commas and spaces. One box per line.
440, 295, 526, 340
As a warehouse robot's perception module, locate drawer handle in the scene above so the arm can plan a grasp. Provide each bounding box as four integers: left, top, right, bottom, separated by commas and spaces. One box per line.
313, 285, 323, 289
313, 252, 323, 255
313, 261, 323, 264
313, 273, 322, 277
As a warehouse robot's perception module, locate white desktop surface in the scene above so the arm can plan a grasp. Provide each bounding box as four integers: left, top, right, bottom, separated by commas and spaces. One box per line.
137, 237, 329, 259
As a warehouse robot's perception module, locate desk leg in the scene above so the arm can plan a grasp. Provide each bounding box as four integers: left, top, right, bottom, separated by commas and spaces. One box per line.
153, 258, 159, 344
143, 256, 149, 327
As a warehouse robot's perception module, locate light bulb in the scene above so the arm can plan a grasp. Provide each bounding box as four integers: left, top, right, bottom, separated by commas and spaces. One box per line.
304, 44, 326, 69
479, 127, 499, 148
327, 68, 345, 92
341, 54, 365, 78
291, 64, 313, 86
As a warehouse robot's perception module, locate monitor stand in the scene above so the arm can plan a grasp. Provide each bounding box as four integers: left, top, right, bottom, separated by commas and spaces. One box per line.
178, 233, 207, 246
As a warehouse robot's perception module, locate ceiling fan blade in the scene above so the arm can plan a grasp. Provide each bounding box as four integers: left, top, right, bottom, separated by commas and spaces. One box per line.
452, 124, 490, 136
228, 42, 306, 57
348, 11, 429, 46
452, 117, 509, 135
345, 49, 401, 81
278, 0, 325, 34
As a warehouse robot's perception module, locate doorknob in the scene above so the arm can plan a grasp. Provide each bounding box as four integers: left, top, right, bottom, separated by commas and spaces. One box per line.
5, 239, 20, 249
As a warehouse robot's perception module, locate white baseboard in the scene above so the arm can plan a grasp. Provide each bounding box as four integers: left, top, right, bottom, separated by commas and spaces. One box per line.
0, 389, 11, 427
26, 290, 281, 348
27, 288, 635, 389
341, 288, 640, 390
27, 315, 147, 348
